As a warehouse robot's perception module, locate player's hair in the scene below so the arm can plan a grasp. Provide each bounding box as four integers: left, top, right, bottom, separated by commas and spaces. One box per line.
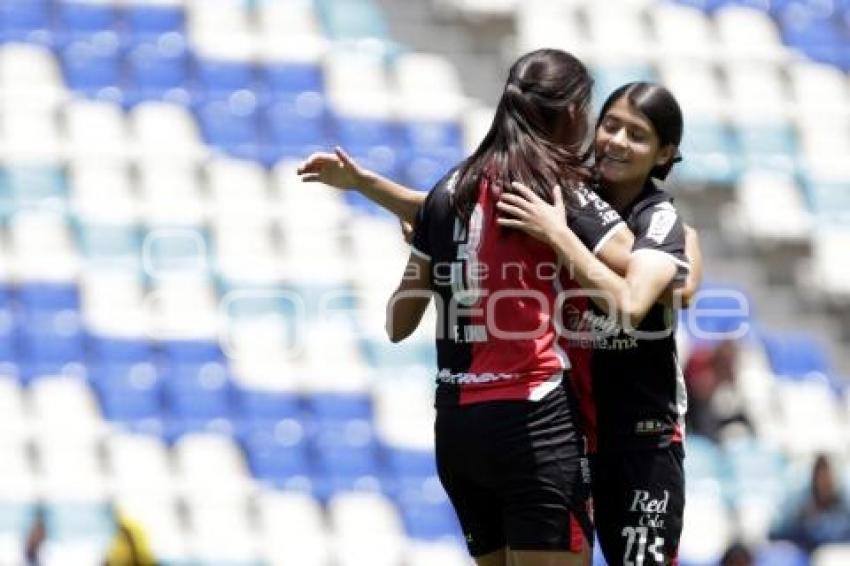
597, 82, 683, 180
453, 48, 593, 223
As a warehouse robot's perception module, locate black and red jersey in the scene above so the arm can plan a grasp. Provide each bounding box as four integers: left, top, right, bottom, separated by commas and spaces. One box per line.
412, 168, 624, 408
565, 182, 691, 453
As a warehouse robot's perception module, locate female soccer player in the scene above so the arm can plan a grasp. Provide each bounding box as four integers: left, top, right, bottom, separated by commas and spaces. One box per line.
298, 80, 702, 565
364, 48, 623, 566
497, 82, 693, 566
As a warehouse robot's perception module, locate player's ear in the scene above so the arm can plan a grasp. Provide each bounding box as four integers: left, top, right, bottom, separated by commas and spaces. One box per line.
655, 144, 677, 167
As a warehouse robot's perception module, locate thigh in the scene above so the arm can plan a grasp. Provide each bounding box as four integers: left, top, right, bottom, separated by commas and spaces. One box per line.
495, 388, 592, 554
509, 547, 591, 566
435, 407, 507, 558
592, 447, 685, 566
475, 547, 508, 566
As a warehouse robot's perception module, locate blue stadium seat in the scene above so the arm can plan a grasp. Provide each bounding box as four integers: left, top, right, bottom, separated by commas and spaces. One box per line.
263, 62, 324, 94
3, 166, 67, 205
673, 121, 741, 185
395, 476, 462, 541
779, 11, 850, 69
307, 393, 372, 422
76, 223, 142, 263
402, 121, 463, 152
17, 310, 84, 365
0, 0, 51, 43
243, 418, 313, 488
361, 335, 435, 368
162, 417, 234, 442
681, 282, 753, 343
18, 283, 80, 312
232, 387, 301, 421
55, 1, 116, 35
333, 115, 398, 150
60, 34, 122, 95
161, 362, 231, 418
0, 502, 36, 540
0, 308, 17, 364
194, 59, 257, 96
90, 363, 162, 422
723, 436, 788, 502
384, 447, 438, 480
159, 341, 224, 365
197, 98, 262, 160
683, 434, 727, 488
592, 64, 657, 111
711, 0, 772, 10
800, 177, 850, 224
87, 335, 153, 364
315, 0, 390, 41
761, 331, 831, 379
403, 150, 462, 191
125, 4, 185, 36
314, 419, 379, 469
262, 92, 328, 153
735, 123, 798, 173
45, 503, 115, 541
754, 541, 810, 566
126, 33, 190, 100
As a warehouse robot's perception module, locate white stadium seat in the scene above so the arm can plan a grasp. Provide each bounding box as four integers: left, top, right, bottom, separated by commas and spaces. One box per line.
727, 169, 812, 246
64, 99, 130, 160
329, 491, 407, 566
713, 6, 786, 63
130, 101, 205, 161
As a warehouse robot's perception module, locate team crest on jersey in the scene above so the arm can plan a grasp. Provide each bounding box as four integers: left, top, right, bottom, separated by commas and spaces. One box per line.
646, 203, 677, 245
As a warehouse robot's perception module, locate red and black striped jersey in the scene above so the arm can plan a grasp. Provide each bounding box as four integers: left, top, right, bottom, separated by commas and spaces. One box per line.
412, 168, 624, 407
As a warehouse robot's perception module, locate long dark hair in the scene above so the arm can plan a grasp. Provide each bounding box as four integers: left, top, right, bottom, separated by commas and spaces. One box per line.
596, 81, 683, 180
453, 49, 593, 223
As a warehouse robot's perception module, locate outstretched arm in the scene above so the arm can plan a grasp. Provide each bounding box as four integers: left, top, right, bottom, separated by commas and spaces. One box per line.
297, 146, 425, 224
497, 183, 677, 328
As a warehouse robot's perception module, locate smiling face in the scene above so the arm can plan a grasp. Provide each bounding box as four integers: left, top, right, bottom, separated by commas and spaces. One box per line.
594, 95, 676, 187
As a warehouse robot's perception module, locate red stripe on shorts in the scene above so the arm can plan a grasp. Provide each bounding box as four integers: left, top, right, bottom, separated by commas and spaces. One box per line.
568, 511, 585, 553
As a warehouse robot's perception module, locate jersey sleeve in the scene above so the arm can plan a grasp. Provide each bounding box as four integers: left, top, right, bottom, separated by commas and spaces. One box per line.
411, 195, 432, 260
411, 167, 459, 261
567, 184, 626, 255
631, 201, 690, 282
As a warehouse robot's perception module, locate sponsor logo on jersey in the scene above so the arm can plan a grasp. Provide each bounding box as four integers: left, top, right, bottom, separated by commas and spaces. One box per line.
646, 203, 678, 245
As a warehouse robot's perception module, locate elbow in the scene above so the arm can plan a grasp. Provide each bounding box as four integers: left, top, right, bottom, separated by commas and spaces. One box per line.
385, 317, 408, 343
620, 297, 649, 329
386, 328, 405, 343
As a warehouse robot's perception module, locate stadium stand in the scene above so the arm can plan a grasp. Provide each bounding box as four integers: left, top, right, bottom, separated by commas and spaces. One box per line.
0, 0, 846, 564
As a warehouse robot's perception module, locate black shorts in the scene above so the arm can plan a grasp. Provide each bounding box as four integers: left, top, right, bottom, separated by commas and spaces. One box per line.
591, 444, 685, 566
434, 382, 592, 557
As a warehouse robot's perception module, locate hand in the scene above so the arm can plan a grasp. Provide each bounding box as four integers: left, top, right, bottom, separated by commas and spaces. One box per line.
400, 219, 415, 245
496, 181, 568, 246
297, 146, 369, 191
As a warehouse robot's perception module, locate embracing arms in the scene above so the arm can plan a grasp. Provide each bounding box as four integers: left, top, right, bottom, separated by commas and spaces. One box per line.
497, 183, 691, 328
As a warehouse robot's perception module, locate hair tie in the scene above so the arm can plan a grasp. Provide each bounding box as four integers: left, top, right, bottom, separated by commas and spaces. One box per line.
505, 83, 523, 97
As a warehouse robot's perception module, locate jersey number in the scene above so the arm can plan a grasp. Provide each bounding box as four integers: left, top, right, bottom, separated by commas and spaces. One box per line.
622, 526, 664, 565
451, 204, 484, 306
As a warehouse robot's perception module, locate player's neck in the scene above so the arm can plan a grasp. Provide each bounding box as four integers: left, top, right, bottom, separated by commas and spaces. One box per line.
605, 178, 645, 213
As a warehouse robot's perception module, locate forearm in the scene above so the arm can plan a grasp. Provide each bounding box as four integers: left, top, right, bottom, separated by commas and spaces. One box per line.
679, 225, 703, 307
385, 290, 430, 343
359, 173, 425, 224
547, 226, 632, 320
